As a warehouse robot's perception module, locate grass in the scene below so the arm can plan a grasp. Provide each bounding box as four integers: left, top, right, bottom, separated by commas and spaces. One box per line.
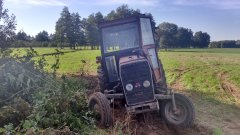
11, 48, 101, 74
12, 47, 240, 106
159, 48, 240, 106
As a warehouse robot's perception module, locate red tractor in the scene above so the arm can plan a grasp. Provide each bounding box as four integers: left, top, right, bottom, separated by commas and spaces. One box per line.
88, 15, 195, 127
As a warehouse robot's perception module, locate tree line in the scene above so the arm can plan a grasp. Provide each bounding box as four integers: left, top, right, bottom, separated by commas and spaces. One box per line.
13, 5, 211, 49
1, 1, 239, 50
13, 5, 155, 49
156, 23, 210, 48
209, 40, 240, 48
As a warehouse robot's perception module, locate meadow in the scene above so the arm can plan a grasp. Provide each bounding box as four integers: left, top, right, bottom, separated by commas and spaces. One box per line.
11, 47, 240, 134
13, 48, 240, 105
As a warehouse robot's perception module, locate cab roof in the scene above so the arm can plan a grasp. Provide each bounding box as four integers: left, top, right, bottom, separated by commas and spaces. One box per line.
98, 14, 151, 29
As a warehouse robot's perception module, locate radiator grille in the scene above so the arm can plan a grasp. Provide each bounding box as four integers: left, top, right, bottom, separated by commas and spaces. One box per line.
120, 60, 155, 105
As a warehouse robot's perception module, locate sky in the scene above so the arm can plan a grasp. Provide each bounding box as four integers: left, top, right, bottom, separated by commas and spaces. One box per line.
4, 0, 240, 41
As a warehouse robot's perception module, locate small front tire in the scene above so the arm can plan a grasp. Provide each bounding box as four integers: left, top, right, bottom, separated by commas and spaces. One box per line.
160, 93, 195, 127
88, 92, 112, 127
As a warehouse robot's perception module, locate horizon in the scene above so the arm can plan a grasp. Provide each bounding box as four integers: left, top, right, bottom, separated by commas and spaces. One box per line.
5, 0, 240, 41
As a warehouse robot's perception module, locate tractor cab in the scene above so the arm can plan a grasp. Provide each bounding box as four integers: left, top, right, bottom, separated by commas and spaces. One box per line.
98, 15, 164, 90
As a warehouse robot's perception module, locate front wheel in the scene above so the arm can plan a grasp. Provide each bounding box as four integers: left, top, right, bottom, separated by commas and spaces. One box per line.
88, 92, 112, 127
160, 93, 195, 127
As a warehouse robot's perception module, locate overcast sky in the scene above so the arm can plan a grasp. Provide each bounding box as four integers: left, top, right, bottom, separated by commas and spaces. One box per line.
5, 0, 240, 41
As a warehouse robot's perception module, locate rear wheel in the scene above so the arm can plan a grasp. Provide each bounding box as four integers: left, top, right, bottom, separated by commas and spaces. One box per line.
97, 66, 108, 93
160, 93, 195, 127
159, 59, 167, 89
88, 92, 112, 127
156, 60, 167, 94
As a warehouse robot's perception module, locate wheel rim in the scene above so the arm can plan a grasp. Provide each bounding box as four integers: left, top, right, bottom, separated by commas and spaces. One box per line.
164, 102, 187, 124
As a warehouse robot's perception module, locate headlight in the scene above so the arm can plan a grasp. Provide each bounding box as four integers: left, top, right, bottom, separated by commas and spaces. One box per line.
126, 84, 133, 91
143, 80, 150, 88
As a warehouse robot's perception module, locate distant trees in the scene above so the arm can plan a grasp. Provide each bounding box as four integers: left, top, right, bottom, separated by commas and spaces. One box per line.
237, 40, 240, 46
16, 31, 30, 41
193, 31, 210, 48
10, 3, 240, 49
156, 22, 208, 49
53, 4, 156, 50
71, 13, 85, 47
175, 27, 193, 48
209, 40, 240, 48
105, 4, 140, 20
35, 31, 49, 42
0, 0, 16, 50
85, 13, 101, 50
55, 7, 72, 48
12, 4, 213, 49
55, 7, 86, 49
105, 5, 155, 30
156, 22, 178, 48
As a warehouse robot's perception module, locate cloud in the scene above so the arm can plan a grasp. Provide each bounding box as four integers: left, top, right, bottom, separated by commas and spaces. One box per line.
93, 0, 160, 6
172, 0, 240, 10
6, 0, 67, 6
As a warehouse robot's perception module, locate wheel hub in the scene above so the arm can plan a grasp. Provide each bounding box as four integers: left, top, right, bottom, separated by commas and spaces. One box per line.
165, 102, 187, 124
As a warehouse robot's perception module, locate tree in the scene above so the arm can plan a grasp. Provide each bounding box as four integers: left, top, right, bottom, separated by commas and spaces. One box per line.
175, 27, 193, 48
85, 14, 98, 50
156, 22, 178, 48
72, 13, 86, 44
193, 31, 210, 48
71, 12, 85, 48
55, 6, 72, 48
105, 4, 141, 20
35, 30, 49, 42
16, 30, 28, 41
94, 12, 104, 49
55, 7, 87, 49
236, 40, 240, 47
209, 40, 239, 48
0, 0, 16, 49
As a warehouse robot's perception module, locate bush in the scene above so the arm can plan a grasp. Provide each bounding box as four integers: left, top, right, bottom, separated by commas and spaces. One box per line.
0, 49, 95, 134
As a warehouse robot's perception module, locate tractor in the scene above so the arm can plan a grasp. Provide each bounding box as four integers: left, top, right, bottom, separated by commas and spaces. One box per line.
88, 15, 195, 127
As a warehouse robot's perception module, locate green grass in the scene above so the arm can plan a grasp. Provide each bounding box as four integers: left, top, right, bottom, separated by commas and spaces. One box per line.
11, 48, 101, 74
159, 48, 240, 105
12, 48, 240, 106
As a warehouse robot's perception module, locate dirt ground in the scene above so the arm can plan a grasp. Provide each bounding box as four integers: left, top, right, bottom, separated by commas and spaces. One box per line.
171, 79, 240, 135
80, 75, 240, 135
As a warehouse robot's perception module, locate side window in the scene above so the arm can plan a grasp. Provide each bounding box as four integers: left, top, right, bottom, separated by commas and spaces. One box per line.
140, 18, 154, 46
105, 56, 118, 82
148, 48, 159, 69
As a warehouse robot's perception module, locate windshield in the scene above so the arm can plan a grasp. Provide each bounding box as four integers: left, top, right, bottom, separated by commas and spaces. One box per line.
102, 22, 140, 53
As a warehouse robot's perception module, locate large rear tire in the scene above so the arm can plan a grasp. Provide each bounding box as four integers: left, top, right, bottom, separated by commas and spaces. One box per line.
97, 66, 108, 93
160, 93, 195, 127
88, 92, 112, 127
159, 59, 167, 89
156, 59, 167, 94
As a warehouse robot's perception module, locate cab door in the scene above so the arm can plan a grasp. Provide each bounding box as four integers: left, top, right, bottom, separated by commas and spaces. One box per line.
140, 18, 161, 82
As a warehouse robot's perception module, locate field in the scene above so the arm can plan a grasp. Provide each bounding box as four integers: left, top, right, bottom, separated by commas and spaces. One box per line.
160, 49, 240, 134
11, 48, 240, 134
